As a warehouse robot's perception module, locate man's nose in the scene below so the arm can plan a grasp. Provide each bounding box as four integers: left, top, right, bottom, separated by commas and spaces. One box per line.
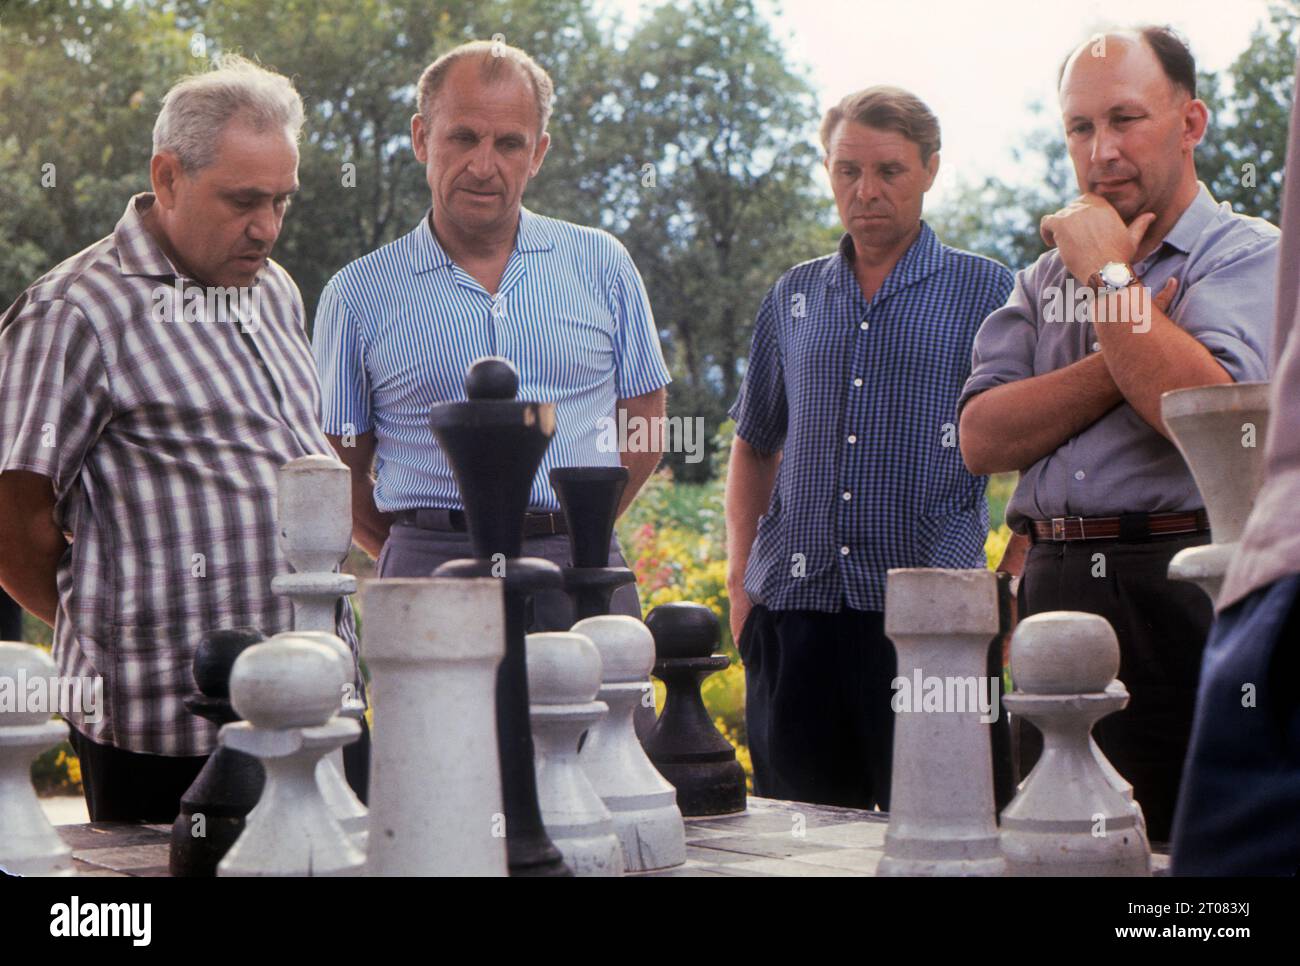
855, 174, 879, 204
467, 140, 495, 179
246, 202, 279, 245
1091, 124, 1122, 166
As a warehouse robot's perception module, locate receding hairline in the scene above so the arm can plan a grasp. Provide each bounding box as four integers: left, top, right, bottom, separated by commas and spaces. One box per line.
1058, 29, 1192, 102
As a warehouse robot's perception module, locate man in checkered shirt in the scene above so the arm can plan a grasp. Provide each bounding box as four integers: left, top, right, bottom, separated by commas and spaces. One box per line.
726, 87, 1013, 809
0, 56, 363, 822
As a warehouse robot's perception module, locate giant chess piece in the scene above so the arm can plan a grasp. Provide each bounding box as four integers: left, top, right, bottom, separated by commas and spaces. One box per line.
363, 577, 508, 876
270, 455, 367, 836
573, 615, 686, 871
644, 602, 746, 816
169, 627, 266, 877
277, 631, 367, 848
548, 466, 635, 622
1000, 612, 1151, 876
430, 356, 570, 876
527, 631, 625, 876
1162, 382, 1272, 603
217, 634, 364, 877
879, 569, 1004, 876
0, 642, 73, 876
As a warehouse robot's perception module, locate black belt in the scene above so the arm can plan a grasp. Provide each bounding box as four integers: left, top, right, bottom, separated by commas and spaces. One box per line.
394, 507, 568, 537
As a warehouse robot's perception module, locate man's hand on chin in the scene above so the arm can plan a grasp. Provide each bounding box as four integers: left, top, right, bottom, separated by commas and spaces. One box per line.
1039, 192, 1156, 285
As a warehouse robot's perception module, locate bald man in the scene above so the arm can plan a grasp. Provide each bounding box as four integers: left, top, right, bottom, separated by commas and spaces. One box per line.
958, 26, 1279, 841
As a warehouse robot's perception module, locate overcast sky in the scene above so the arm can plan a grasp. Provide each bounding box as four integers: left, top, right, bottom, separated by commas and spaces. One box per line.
601, 0, 1277, 206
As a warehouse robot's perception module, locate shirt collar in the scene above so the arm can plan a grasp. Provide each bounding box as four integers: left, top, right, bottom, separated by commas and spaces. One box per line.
115, 193, 184, 279
409, 205, 554, 274
1152, 181, 1218, 256
824, 220, 945, 298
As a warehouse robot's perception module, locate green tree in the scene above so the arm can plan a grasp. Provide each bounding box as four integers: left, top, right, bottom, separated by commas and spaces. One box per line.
610, 0, 832, 479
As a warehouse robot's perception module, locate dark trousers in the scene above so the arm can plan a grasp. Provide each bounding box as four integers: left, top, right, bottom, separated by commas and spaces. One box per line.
69, 718, 371, 823
379, 523, 654, 738
1018, 531, 1213, 843
739, 604, 896, 809
378, 524, 642, 629
1171, 573, 1300, 875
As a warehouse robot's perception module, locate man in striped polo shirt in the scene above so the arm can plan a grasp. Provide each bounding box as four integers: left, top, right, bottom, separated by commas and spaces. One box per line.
314, 41, 671, 633
0, 56, 364, 821
726, 87, 1014, 809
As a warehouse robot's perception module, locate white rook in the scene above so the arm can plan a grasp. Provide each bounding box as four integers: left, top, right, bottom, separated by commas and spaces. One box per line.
218, 634, 364, 877
527, 631, 624, 876
1162, 382, 1271, 603
879, 568, 1004, 876
363, 577, 507, 876
1000, 612, 1151, 876
0, 642, 73, 876
573, 615, 686, 872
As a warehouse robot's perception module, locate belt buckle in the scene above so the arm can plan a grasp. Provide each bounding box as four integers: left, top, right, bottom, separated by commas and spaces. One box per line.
1051, 516, 1086, 541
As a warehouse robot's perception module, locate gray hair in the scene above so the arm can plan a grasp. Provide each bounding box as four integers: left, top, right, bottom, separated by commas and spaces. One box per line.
416, 40, 555, 135
152, 53, 304, 171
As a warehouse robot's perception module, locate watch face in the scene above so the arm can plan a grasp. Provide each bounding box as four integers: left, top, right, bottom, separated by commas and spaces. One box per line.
1100, 262, 1132, 288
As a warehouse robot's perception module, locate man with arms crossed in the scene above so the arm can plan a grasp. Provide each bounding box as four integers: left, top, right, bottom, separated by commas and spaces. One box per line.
959, 28, 1278, 842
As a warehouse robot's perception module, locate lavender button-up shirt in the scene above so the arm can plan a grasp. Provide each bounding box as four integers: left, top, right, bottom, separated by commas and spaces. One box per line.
958, 184, 1279, 534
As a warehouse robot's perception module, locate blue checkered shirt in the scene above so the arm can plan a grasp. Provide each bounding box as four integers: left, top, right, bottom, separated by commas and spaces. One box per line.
729, 224, 1014, 613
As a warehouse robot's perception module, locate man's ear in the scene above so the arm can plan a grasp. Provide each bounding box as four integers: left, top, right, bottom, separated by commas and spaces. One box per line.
923, 150, 941, 192
530, 130, 551, 177
1183, 98, 1209, 152
411, 113, 429, 163
150, 152, 182, 209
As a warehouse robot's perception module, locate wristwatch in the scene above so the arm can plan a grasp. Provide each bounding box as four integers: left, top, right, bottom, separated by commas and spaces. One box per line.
1089, 261, 1140, 293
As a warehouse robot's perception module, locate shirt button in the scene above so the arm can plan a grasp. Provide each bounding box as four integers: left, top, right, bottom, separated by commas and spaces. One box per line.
860, 321, 869, 330
840, 546, 850, 556
1074, 470, 1086, 480
853, 378, 863, 387
1092, 341, 1100, 351
842, 491, 852, 501
847, 434, 857, 444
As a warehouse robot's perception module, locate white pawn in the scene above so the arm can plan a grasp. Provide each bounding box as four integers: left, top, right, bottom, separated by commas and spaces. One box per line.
270, 457, 367, 841
572, 615, 685, 872
527, 631, 624, 876
217, 634, 364, 877
278, 631, 367, 849
999, 612, 1151, 876
0, 643, 73, 876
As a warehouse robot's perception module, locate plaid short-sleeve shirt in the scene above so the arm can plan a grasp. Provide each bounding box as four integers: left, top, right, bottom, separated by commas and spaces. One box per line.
0, 194, 359, 756
729, 224, 1014, 614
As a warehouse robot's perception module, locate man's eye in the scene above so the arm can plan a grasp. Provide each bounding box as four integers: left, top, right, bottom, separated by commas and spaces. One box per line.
1068, 124, 1092, 136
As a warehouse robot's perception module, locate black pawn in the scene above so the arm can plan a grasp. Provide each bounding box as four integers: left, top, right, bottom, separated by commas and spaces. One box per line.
431, 356, 570, 877
644, 602, 747, 815
169, 627, 267, 877
548, 466, 635, 624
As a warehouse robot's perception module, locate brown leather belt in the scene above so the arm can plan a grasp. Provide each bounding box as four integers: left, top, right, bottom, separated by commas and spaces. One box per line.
1028, 509, 1209, 544
394, 507, 568, 537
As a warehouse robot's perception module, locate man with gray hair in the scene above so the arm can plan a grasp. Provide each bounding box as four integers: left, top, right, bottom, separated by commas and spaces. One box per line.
314, 40, 670, 636
0, 54, 365, 821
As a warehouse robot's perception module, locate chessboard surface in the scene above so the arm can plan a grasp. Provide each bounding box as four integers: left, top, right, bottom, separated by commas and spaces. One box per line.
54, 796, 1168, 876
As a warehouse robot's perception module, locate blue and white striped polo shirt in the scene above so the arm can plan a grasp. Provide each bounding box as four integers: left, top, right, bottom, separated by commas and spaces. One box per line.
313, 208, 672, 512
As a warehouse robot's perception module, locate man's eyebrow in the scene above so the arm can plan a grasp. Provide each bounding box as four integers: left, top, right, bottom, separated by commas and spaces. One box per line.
219, 185, 300, 199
